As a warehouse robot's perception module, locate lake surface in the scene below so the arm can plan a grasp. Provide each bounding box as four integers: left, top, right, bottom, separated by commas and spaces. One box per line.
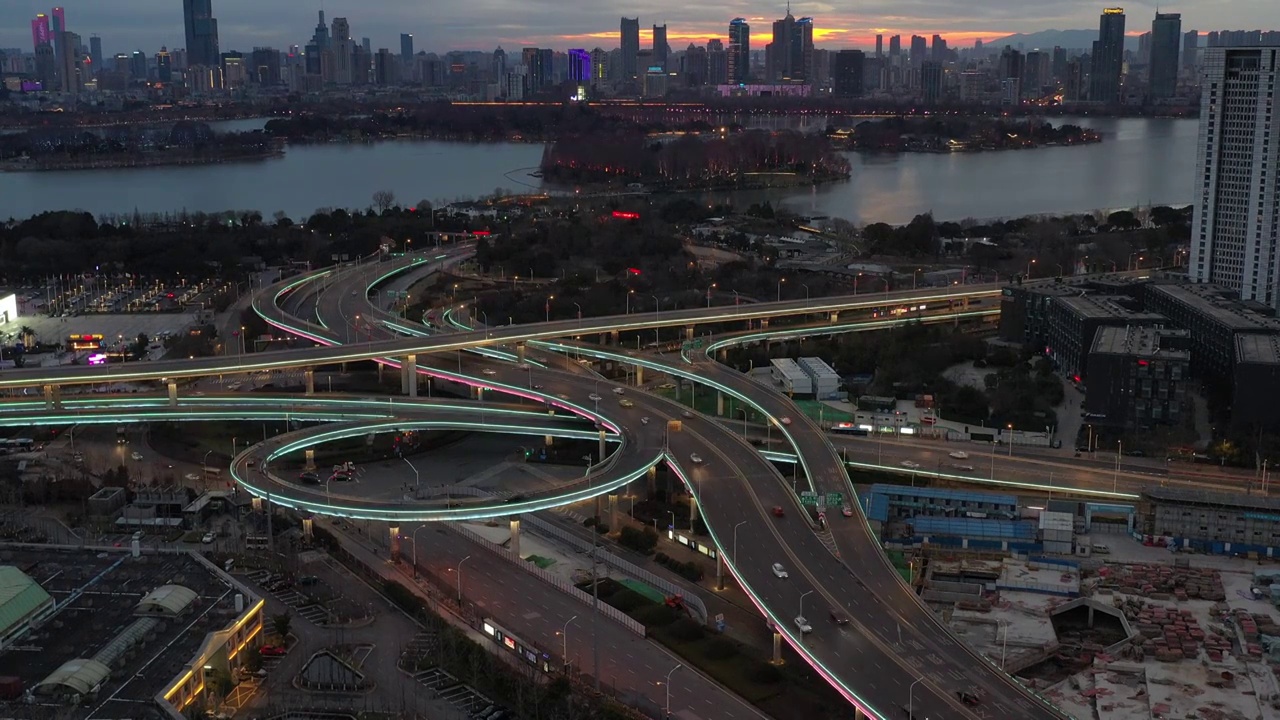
0, 116, 1198, 225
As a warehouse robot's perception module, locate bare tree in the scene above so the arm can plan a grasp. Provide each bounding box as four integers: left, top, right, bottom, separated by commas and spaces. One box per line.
373, 190, 396, 213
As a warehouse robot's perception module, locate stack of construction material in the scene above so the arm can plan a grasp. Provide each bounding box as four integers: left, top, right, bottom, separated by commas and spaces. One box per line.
1100, 562, 1225, 600
1132, 605, 1205, 662
1235, 609, 1265, 658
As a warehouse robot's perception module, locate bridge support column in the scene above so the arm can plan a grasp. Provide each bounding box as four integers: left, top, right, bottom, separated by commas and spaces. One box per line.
610, 330, 619, 345
716, 551, 725, 590
402, 354, 418, 396
509, 518, 521, 559
716, 392, 725, 417
377, 362, 384, 382
608, 494, 619, 536
600, 333, 609, 345
302, 517, 313, 541
304, 449, 316, 471
544, 435, 554, 447
389, 525, 401, 563
685, 326, 695, 340
772, 632, 783, 664
43, 384, 59, 410
853, 708, 867, 720
718, 349, 727, 362
304, 369, 315, 396
598, 430, 607, 466
516, 343, 526, 363
647, 466, 657, 495
167, 382, 178, 406
635, 365, 643, 385
689, 494, 699, 529
830, 311, 839, 323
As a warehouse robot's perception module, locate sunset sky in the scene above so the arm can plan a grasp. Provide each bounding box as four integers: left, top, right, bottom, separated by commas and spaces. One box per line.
3, 0, 1274, 57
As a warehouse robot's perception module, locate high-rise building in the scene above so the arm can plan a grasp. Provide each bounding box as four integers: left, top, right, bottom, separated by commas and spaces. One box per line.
999, 46, 1024, 103
59, 30, 81, 94
88, 35, 103, 77
330, 17, 353, 84
832, 50, 864, 97
921, 61, 942, 103
1189, 48, 1280, 308
400, 34, 413, 64
1089, 7, 1126, 103
1051, 46, 1067, 81
492, 47, 507, 84
707, 39, 727, 85
728, 18, 750, 84
374, 48, 399, 85
767, 8, 813, 82
183, 0, 220, 68
1065, 59, 1085, 101
590, 48, 609, 83
250, 47, 280, 85
51, 7, 65, 86
931, 34, 947, 63
889, 35, 901, 57
568, 48, 591, 82
31, 14, 51, 51
682, 44, 708, 86
157, 46, 173, 82
1149, 12, 1181, 99
34, 43, 57, 89
875, 34, 883, 58
909, 35, 927, 68
620, 17, 639, 79
522, 47, 553, 94
1023, 50, 1045, 99
652, 24, 668, 70
1182, 31, 1199, 70
131, 50, 148, 80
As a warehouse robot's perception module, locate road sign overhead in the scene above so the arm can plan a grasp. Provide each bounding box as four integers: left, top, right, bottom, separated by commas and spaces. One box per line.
826, 492, 844, 504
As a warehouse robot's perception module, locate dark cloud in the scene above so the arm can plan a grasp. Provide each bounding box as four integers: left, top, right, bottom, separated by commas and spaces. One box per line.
0, 0, 1269, 55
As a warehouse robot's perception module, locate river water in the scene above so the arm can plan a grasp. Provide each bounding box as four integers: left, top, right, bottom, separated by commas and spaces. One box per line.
0, 115, 1198, 224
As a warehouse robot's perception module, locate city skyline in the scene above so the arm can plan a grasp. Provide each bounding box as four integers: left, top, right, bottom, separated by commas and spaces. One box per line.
3, 0, 1278, 57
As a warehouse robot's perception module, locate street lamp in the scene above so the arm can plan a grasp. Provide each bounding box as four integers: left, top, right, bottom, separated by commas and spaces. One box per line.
1006, 424, 1014, 457
800, 283, 810, 300
411, 525, 429, 578
456, 555, 472, 604
1026, 259, 1037, 278
662, 663, 683, 718
776, 278, 786, 302
998, 618, 1009, 668
545, 295, 555, 322
558, 615, 579, 668
705, 283, 717, 308
799, 589, 813, 619
573, 302, 582, 326
403, 456, 419, 487
909, 676, 925, 719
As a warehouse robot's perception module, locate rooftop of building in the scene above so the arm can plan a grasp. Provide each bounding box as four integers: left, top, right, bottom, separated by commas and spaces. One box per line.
1143, 485, 1280, 513
796, 356, 839, 377
768, 357, 809, 380
0, 546, 252, 719
1146, 282, 1280, 333
1091, 325, 1191, 359
1054, 293, 1165, 322
1235, 332, 1280, 366
0, 565, 53, 637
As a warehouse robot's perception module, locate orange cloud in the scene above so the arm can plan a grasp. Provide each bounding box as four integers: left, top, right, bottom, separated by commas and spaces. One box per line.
550, 26, 1007, 50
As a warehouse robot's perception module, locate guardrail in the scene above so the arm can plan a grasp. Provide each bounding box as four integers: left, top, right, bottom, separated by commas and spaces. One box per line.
520, 513, 710, 624
451, 523, 647, 638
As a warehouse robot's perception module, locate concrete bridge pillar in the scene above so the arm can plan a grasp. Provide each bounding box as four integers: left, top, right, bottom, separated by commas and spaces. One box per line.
516, 343, 526, 363
545, 435, 554, 447
772, 632, 783, 664
761, 318, 769, 329
389, 525, 401, 563
598, 430, 607, 466
304, 369, 315, 395
647, 465, 657, 495
830, 311, 839, 323
718, 349, 727, 362
635, 365, 644, 385
43, 384, 58, 410
853, 708, 867, 720
716, 551, 725, 590
689, 494, 699, 529
402, 354, 418, 396
600, 333, 609, 345
610, 330, 619, 345
509, 518, 521, 559
685, 326, 695, 340
716, 392, 725, 417
167, 382, 178, 406
305, 449, 316, 471
608, 494, 619, 536
377, 362, 384, 383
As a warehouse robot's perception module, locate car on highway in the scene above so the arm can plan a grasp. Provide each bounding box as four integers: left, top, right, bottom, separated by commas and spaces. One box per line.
131, 452, 144, 460
481, 368, 497, 376
952, 464, 975, 472
516, 363, 530, 370
588, 393, 602, 401
779, 416, 792, 425
298, 472, 320, 484
618, 398, 634, 408
640, 417, 651, 425
794, 616, 813, 634
689, 453, 703, 464
771, 563, 788, 578
612, 387, 625, 395
184, 473, 201, 482
841, 505, 853, 517
957, 691, 981, 706
949, 451, 969, 459
132, 530, 145, 541
682, 410, 694, 418
532, 384, 544, 390
900, 460, 921, 469
259, 645, 287, 657
202, 532, 216, 544
829, 608, 850, 625
771, 506, 785, 518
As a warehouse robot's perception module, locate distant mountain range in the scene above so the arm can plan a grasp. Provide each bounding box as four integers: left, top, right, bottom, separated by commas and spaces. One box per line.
983, 30, 1139, 52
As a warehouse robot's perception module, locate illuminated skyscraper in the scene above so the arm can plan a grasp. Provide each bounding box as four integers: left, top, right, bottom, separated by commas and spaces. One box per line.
568, 48, 591, 82
31, 14, 51, 51
183, 0, 220, 67
728, 18, 750, 83
1089, 7, 1126, 103
1190, 48, 1280, 308
89, 35, 103, 77
620, 17, 639, 79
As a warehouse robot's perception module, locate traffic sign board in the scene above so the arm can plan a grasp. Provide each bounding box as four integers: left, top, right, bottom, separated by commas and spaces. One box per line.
799, 491, 818, 506
826, 492, 844, 506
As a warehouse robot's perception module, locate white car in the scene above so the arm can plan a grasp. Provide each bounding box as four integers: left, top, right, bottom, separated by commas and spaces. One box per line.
949, 451, 970, 459
481, 368, 497, 376
184, 473, 201, 481
132, 530, 145, 541
900, 461, 921, 469
588, 393, 602, 401
772, 563, 789, 579
201, 532, 216, 544
640, 417, 651, 425
690, 453, 703, 464
131, 452, 143, 460
952, 464, 975, 472
682, 410, 694, 419
612, 387, 625, 395
516, 363, 530, 370
794, 616, 813, 634
780, 417, 792, 426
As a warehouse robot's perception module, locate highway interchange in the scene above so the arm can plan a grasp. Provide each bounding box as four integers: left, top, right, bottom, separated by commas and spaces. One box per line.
2, 248, 1150, 720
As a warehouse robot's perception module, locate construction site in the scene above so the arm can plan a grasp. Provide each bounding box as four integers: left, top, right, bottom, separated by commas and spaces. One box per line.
907, 538, 1280, 720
